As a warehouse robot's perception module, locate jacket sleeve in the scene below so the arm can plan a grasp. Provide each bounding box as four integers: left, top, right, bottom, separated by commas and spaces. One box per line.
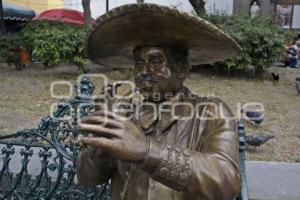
141, 99, 241, 200
76, 146, 115, 187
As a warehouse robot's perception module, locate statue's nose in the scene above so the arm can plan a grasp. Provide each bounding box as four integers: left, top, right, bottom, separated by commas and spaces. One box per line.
141, 65, 151, 75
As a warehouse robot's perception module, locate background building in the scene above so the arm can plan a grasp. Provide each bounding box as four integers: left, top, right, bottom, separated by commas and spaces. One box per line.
233, 0, 274, 16
4, 0, 299, 29
5, 0, 64, 14
233, 0, 300, 29
205, 0, 234, 15
64, 0, 195, 18
64, 0, 237, 18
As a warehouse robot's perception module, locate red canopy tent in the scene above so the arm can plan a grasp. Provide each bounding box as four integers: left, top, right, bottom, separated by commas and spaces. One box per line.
33, 8, 94, 25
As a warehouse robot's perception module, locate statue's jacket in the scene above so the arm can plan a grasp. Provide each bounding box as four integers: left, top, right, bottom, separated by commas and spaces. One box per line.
77, 87, 241, 200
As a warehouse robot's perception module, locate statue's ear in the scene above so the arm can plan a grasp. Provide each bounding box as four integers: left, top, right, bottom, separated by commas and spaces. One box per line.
177, 61, 188, 80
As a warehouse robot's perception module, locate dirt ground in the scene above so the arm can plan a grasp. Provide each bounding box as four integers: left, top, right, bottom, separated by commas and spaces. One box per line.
0, 64, 299, 162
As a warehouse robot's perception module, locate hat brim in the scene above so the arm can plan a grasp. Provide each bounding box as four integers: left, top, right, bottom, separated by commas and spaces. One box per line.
85, 3, 241, 68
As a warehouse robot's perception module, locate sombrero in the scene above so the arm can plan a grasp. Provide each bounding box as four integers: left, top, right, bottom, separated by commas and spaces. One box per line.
85, 3, 241, 68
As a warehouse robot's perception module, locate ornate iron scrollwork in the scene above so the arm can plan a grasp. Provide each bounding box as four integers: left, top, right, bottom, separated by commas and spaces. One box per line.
0, 77, 110, 200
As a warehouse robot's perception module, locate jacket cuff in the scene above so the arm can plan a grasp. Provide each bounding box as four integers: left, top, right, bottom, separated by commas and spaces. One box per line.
140, 139, 193, 188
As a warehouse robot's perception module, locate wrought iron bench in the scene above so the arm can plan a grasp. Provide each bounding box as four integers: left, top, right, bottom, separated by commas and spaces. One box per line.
0, 77, 249, 200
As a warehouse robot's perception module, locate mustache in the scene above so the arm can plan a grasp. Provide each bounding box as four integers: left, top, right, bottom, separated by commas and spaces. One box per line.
136, 74, 158, 84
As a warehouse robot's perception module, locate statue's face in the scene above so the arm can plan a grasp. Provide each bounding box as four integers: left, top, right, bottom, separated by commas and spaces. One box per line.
133, 46, 185, 101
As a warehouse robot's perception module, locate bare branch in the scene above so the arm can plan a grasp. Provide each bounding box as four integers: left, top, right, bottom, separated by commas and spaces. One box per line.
82, 0, 92, 25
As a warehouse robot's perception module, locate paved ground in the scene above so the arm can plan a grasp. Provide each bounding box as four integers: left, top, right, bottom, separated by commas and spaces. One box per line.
246, 161, 300, 200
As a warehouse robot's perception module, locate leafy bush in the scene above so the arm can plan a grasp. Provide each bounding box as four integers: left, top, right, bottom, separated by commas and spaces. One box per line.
21, 22, 88, 67
0, 33, 23, 65
204, 14, 290, 76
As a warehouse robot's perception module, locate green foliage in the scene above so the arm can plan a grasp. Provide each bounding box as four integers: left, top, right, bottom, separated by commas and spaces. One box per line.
21, 22, 89, 67
0, 33, 23, 65
204, 14, 290, 76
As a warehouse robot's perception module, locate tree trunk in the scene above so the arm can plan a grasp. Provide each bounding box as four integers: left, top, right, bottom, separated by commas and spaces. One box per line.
188, 0, 206, 16
137, 0, 144, 3
0, 0, 6, 34
82, 0, 92, 26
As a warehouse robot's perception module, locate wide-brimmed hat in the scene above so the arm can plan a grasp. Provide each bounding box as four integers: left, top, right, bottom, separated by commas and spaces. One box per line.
85, 3, 241, 68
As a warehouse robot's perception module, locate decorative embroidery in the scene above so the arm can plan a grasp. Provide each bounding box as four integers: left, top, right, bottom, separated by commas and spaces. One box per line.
154, 144, 192, 186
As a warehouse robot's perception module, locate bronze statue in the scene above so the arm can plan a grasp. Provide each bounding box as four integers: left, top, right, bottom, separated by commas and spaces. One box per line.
76, 4, 241, 200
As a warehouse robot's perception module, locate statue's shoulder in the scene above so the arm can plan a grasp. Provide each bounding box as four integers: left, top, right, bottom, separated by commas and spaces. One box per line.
184, 87, 227, 106
185, 90, 233, 117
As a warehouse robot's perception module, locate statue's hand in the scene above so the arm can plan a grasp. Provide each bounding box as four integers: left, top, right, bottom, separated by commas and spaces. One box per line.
76, 111, 148, 162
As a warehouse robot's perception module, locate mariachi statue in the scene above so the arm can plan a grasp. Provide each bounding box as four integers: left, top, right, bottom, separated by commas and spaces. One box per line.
76, 3, 241, 200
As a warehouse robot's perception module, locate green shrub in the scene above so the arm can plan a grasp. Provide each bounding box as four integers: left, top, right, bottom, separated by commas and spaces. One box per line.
204, 14, 290, 76
0, 33, 23, 65
21, 22, 89, 67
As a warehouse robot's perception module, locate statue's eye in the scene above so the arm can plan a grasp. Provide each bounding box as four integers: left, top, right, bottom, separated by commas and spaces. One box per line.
135, 60, 145, 68
150, 58, 163, 68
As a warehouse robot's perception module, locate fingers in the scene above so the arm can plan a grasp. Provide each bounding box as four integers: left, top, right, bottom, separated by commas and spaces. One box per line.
90, 110, 124, 122
78, 123, 121, 138
81, 137, 113, 150
81, 115, 123, 128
